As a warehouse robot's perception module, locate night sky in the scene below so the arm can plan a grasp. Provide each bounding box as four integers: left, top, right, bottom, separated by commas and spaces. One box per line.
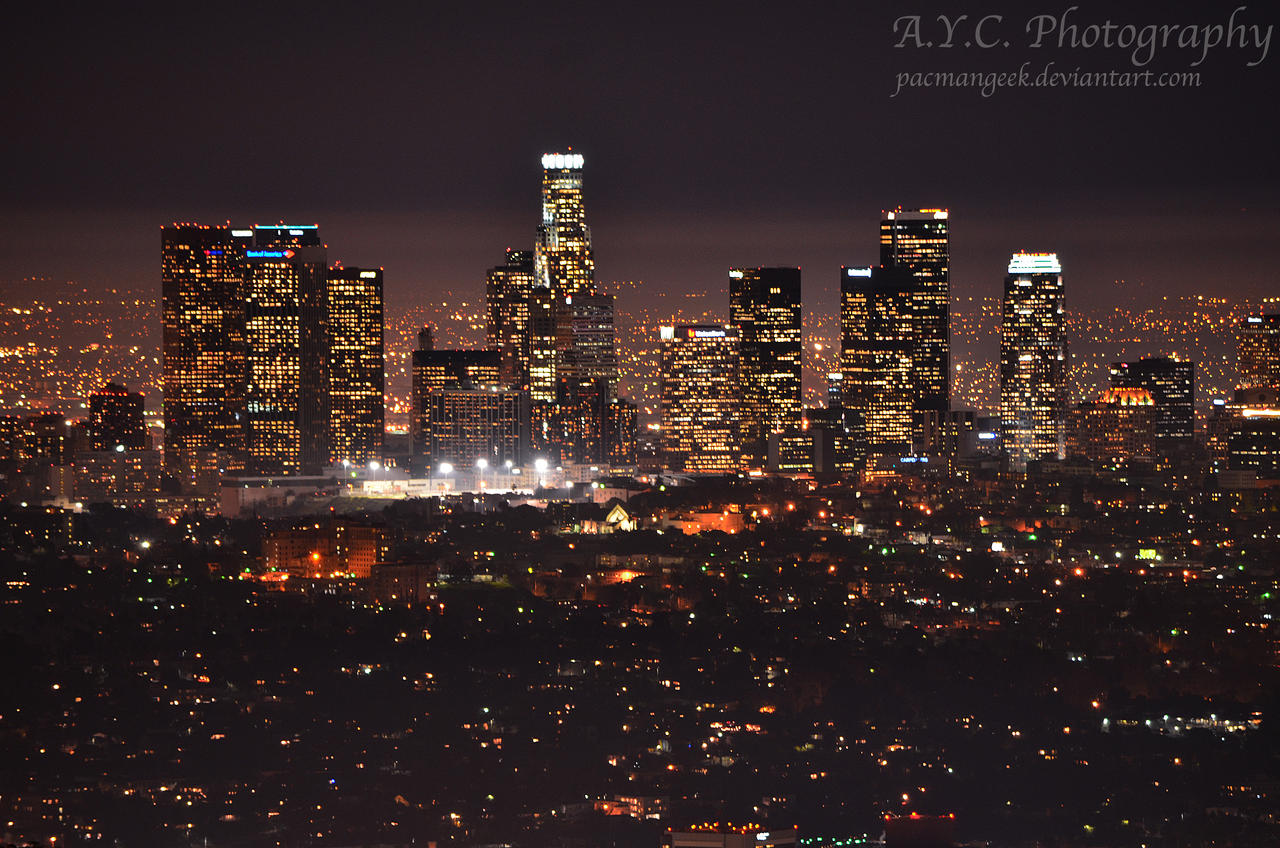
1, 0, 1276, 313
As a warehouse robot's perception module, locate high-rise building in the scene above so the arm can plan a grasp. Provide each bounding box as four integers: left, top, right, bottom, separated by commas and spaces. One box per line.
1109, 356, 1194, 442
243, 225, 329, 476
881, 208, 950, 413
840, 265, 916, 453
1067, 388, 1156, 465
660, 325, 742, 472
1238, 313, 1280, 391
485, 249, 536, 388
729, 266, 802, 467
557, 292, 618, 394
419, 387, 531, 471
161, 223, 252, 474
88, 383, 146, 451
1000, 252, 1068, 467
409, 335, 502, 464
534, 152, 594, 298
326, 267, 384, 466
523, 152, 622, 465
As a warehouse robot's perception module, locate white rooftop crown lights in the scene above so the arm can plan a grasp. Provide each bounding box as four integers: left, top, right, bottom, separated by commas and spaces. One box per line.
1007, 252, 1062, 275
541, 153, 584, 170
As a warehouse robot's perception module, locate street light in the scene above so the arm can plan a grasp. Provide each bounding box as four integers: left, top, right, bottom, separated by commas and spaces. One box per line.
534, 457, 548, 490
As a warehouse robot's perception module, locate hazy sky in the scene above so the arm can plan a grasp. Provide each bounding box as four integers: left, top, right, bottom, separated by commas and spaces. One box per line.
2, 0, 1276, 313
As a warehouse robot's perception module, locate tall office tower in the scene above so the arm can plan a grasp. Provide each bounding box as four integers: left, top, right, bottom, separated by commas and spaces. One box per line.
534, 152, 594, 298
729, 267, 802, 467
243, 225, 329, 476
421, 387, 531, 471
486, 249, 536, 387
881, 208, 950, 413
1109, 356, 1194, 442
161, 223, 252, 474
660, 325, 742, 472
88, 383, 146, 451
526, 286, 559, 405
839, 265, 916, 453
1000, 252, 1068, 467
409, 332, 502, 464
326, 267, 385, 466
557, 292, 618, 393
1238, 313, 1280, 390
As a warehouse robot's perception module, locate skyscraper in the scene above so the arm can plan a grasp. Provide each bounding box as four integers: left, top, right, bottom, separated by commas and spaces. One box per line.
243, 225, 329, 476
525, 152, 621, 464
1000, 252, 1068, 467
660, 325, 742, 472
409, 330, 502, 467
729, 266, 802, 467
840, 265, 916, 453
420, 387, 531, 472
1238, 313, 1280, 391
161, 223, 251, 475
534, 152, 594, 298
881, 208, 950, 413
88, 383, 146, 452
1109, 356, 1194, 443
485, 249, 536, 389
326, 267, 385, 466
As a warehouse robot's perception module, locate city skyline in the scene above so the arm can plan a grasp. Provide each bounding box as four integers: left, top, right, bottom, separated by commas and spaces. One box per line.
2, 4, 1278, 846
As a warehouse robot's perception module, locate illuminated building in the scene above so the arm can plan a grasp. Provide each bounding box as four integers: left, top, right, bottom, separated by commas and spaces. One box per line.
1224, 387, 1280, 477
840, 265, 916, 453
912, 408, 982, 470
325, 267, 384, 466
527, 286, 559, 404
1237, 313, 1280, 390
882, 207, 950, 413
557, 292, 618, 393
660, 325, 742, 472
548, 377, 610, 465
1109, 356, 1193, 442
88, 383, 146, 451
521, 152, 622, 463
72, 448, 163, 505
418, 386, 530, 470
729, 266, 802, 467
21, 413, 75, 466
485, 248, 536, 387
534, 152, 594, 298
767, 416, 837, 474
264, 518, 388, 579
161, 224, 251, 474
540, 292, 620, 464
243, 225, 329, 476
1000, 252, 1068, 467
1067, 388, 1156, 465
409, 329, 502, 463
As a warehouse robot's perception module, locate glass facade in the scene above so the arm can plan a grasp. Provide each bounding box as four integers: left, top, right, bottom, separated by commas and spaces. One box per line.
327, 267, 385, 465
660, 325, 742, 472
881, 208, 950, 414
1000, 252, 1068, 468
729, 267, 802, 468
840, 265, 916, 452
